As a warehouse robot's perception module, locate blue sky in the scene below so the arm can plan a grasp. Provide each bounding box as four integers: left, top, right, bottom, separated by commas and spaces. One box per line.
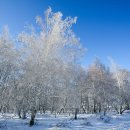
0, 0, 130, 69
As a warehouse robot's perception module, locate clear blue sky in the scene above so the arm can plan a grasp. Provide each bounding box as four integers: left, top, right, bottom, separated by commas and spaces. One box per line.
0, 0, 130, 69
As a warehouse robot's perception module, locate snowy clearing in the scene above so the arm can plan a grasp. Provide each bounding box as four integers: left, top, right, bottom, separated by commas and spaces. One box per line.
0, 111, 130, 130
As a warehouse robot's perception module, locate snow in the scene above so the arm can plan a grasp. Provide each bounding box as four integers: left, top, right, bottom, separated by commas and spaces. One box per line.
0, 111, 130, 130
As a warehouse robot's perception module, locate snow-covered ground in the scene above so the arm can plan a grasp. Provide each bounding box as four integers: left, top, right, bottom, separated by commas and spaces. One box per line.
0, 111, 130, 130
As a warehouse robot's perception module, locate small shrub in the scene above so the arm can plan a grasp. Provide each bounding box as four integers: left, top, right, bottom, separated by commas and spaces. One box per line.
99, 115, 111, 123
82, 122, 93, 126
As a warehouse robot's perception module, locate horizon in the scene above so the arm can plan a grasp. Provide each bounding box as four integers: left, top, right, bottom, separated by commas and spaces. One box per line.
0, 0, 130, 69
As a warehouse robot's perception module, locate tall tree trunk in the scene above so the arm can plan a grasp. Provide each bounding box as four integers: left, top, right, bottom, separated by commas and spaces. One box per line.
18, 110, 21, 119
29, 110, 36, 127
22, 111, 27, 119
74, 108, 78, 120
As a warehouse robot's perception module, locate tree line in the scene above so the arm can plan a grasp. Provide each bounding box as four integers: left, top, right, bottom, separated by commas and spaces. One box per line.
0, 8, 130, 126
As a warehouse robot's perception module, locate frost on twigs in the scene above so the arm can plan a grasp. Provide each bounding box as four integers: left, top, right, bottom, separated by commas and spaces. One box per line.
18, 7, 82, 63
